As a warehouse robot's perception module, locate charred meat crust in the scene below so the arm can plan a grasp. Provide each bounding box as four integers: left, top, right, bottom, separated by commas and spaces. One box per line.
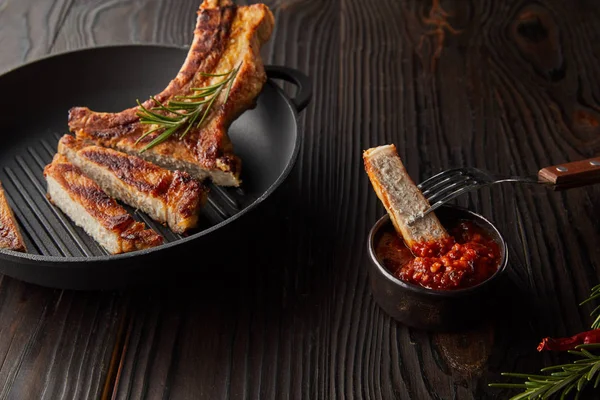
67, 0, 275, 186
46, 160, 134, 231
58, 135, 207, 233
0, 182, 26, 252
67, 5, 237, 138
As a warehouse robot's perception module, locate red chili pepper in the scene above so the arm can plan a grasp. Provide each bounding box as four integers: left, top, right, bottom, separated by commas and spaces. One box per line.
537, 329, 600, 352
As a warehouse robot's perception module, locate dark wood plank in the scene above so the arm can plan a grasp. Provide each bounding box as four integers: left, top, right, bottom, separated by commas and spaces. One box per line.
50, 0, 198, 52
0, 0, 599, 399
0, 0, 73, 73
0, 277, 128, 400
109, 0, 600, 399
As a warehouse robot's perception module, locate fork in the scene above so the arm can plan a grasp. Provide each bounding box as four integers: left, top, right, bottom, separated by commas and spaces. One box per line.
412, 157, 600, 222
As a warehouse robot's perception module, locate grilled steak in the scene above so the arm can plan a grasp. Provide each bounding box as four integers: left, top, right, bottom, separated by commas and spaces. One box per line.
363, 145, 448, 248
0, 182, 26, 252
58, 135, 207, 234
67, 0, 275, 187
44, 154, 163, 254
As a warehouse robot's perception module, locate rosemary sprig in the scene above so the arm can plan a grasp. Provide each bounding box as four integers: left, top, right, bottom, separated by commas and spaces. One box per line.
489, 344, 600, 400
134, 64, 241, 152
489, 286, 600, 399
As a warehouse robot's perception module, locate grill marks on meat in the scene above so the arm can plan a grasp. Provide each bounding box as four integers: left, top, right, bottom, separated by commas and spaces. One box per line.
44, 154, 163, 254
67, 0, 275, 187
58, 135, 207, 234
0, 182, 26, 252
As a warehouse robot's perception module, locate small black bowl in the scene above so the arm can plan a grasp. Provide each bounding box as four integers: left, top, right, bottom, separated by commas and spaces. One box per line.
367, 205, 509, 331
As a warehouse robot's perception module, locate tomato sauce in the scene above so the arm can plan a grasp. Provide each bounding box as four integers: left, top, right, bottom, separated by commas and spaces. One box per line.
375, 221, 501, 290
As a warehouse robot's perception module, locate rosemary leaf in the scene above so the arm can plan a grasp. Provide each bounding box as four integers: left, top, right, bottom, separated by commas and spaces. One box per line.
148, 96, 188, 117
594, 367, 600, 388
168, 99, 212, 107
141, 125, 179, 152
191, 80, 230, 92
134, 63, 241, 152
189, 80, 224, 136
578, 344, 600, 350
528, 381, 556, 398
543, 375, 581, 399
590, 361, 600, 381
134, 126, 163, 145
591, 316, 600, 330
563, 381, 578, 398
589, 304, 600, 317
580, 290, 600, 306
178, 94, 215, 100
543, 364, 580, 372
578, 348, 596, 358
510, 392, 537, 400
503, 373, 559, 380
577, 374, 588, 392
224, 64, 240, 104
180, 108, 202, 139
187, 88, 220, 97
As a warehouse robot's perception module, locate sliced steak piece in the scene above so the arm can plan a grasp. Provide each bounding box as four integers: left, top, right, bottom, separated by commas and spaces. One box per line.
58, 135, 207, 234
363, 144, 449, 248
44, 154, 163, 254
0, 182, 26, 252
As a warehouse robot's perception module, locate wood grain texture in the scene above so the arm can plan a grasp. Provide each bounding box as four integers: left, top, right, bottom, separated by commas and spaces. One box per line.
0, 277, 127, 400
0, 0, 599, 399
50, 0, 198, 52
108, 0, 600, 398
0, 0, 73, 73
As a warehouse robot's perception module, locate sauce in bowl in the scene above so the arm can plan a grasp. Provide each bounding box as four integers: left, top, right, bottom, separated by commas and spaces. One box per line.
375, 221, 501, 290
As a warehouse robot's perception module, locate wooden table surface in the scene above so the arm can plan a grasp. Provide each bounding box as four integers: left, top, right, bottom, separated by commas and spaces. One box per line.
1, 0, 600, 398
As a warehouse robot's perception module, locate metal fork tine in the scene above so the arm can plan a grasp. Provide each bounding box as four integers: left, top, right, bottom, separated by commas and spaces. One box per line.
410, 165, 551, 226
421, 174, 471, 198
421, 184, 482, 220
425, 177, 476, 204
418, 168, 466, 191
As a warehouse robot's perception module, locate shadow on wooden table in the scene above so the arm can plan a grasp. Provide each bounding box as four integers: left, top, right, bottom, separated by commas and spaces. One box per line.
107, 176, 341, 398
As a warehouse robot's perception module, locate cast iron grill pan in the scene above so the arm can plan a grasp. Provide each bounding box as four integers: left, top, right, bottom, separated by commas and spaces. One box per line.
0, 45, 311, 289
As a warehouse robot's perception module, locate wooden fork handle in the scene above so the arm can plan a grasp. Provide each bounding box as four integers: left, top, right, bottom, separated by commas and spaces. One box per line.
538, 157, 600, 187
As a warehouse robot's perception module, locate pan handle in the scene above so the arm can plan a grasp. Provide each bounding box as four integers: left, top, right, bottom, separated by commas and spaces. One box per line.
266, 66, 312, 112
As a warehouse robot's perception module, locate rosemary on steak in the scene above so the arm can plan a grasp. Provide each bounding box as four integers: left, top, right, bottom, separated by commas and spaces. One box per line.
135, 64, 241, 152
489, 285, 600, 399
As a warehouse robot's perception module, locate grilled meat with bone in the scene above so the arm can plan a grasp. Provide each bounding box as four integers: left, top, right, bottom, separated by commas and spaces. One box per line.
44, 154, 163, 254
68, 0, 275, 187
0, 181, 26, 252
58, 135, 207, 234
